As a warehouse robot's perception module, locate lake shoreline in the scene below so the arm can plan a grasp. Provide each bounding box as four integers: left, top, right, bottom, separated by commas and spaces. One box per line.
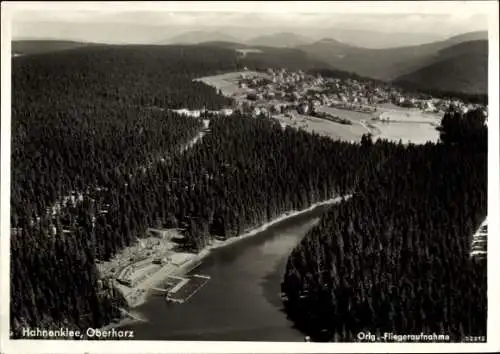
105, 194, 351, 330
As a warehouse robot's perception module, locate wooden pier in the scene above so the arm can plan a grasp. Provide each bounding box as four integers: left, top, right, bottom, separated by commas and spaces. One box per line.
152, 287, 168, 292
165, 274, 211, 304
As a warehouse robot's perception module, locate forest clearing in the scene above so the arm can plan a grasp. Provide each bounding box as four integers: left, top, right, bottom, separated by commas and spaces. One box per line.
368, 121, 440, 144
272, 113, 367, 142
195, 71, 271, 97
315, 105, 376, 122
314, 104, 441, 144
365, 104, 442, 143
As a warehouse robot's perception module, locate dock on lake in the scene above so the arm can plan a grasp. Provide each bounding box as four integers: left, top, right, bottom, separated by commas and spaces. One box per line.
165, 274, 211, 304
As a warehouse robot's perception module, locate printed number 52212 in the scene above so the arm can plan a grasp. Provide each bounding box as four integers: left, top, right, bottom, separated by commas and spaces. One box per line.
464, 336, 486, 342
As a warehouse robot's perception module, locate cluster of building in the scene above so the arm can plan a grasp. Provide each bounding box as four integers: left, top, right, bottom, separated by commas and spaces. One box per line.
114, 229, 181, 287
171, 108, 234, 118
231, 68, 487, 119
176, 67, 487, 123
393, 95, 487, 115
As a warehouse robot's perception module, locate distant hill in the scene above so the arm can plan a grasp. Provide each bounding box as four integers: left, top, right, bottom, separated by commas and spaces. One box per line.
393, 40, 488, 95
298, 31, 488, 82
177, 41, 334, 73
237, 46, 333, 72
319, 28, 445, 49
162, 31, 239, 45
246, 32, 313, 48
194, 41, 249, 50
11, 40, 94, 56
444, 31, 489, 44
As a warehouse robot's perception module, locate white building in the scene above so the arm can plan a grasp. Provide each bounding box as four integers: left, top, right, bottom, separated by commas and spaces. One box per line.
219, 108, 234, 116
172, 109, 201, 118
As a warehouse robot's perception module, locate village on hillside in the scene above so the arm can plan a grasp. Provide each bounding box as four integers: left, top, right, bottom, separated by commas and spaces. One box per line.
190, 67, 487, 144
196, 67, 487, 117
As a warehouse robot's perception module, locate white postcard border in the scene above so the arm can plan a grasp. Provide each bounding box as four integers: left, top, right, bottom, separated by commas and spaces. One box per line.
1, 2, 499, 353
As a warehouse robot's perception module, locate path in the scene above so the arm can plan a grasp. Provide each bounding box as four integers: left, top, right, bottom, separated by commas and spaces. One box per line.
33, 114, 209, 229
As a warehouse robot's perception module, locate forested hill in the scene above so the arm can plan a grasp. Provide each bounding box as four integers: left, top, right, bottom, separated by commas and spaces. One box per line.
297, 31, 488, 86
10, 105, 205, 333
282, 109, 487, 342
393, 40, 488, 95
11, 45, 236, 334
12, 45, 242, 222
11, 40, 94, 56
9, 44, 368, 336
194, 42, 335, 72
12, 45, 238, 109
9, 110, 384, 335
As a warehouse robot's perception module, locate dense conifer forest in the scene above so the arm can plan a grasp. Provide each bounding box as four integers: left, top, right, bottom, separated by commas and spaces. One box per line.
10, 45, 231, 334
10, 44, 487, 339
282, 109, 487, 342
9, 44, 374, 336
10, 110, 383, 333
87, 114, 390, 258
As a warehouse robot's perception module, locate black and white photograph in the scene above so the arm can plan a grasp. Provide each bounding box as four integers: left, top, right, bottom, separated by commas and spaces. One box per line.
1, 1, 499, 353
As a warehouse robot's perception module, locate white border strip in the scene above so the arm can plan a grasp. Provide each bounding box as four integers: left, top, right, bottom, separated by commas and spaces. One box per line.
487, 2, 500, 350
2, 1, 495, 14
0, 2, 13, 353
1, 1, 499, 353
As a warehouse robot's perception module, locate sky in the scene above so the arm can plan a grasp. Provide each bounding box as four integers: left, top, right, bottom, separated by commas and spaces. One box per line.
5, 1, 492, 47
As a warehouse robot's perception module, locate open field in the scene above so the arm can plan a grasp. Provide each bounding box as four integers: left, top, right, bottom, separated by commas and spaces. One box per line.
363, 104, 442, 144
319, 103, 442, 124
378, 109, 442, 125
316, 105, 377, 122
316, 104, 442, 144
278, 104, 441, 144
376, 103, 442, 120
272, 113, 368, 143
368, 121, 440, 144
195, 71, 271, 97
